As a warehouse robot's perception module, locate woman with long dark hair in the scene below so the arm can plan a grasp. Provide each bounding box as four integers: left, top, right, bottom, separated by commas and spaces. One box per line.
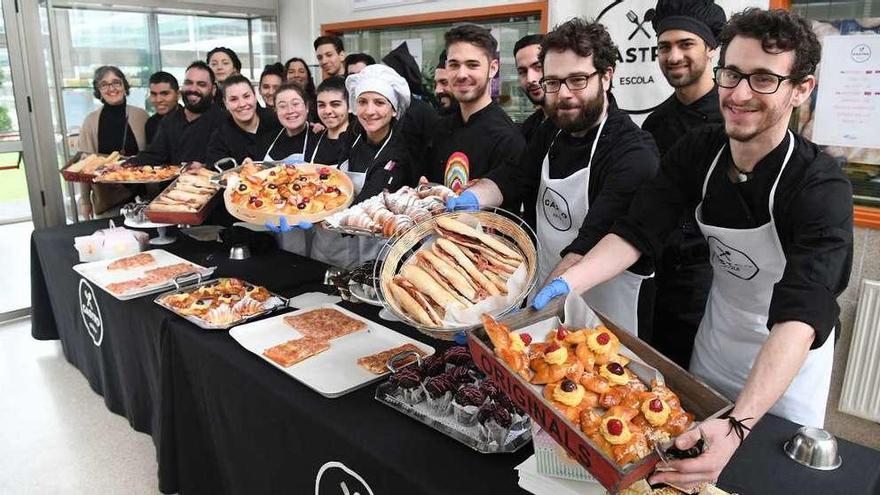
284, 57, 319, 122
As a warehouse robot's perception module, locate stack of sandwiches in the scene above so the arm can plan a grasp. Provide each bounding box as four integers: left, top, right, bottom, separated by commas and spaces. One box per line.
148, 168, 219, 213
386, 217, 525, 327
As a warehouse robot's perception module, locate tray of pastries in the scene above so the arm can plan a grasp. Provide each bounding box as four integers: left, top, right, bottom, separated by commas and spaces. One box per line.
61, 152, 127, 182
229, 304, 434, 398
376, 210, 538, 340
321, 184, 456, 238
72, 249, 216, 301
93, 163, 183, 184
155, 277, 287, 329
375, 344, 532, 454
223, 160, 354, 225
146, 168, 221, 225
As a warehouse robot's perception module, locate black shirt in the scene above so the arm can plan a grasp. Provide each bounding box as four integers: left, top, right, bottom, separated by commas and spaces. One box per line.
310, 131, 349, 166
341, 127, 413, 204
422, 102, 525, 193
612, 126, 853, 348
205, 106, 281, 167
488, 106, 659, 272
145, 105, 182, 145
400, 96, 441, 169
257, 125, 320, 163
519, 107, 547, 144
97, 103, 139, 156
131, 105, 224, 165
642, 87, 722, 157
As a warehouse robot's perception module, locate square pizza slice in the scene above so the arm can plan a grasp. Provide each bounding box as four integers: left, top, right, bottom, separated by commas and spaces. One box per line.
262, 336, 330, 367
283, 308, 367, 341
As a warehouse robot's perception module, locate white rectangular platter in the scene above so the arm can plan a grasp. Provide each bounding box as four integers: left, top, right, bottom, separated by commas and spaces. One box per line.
229, 304, 435, 398
72, 249, 215, 301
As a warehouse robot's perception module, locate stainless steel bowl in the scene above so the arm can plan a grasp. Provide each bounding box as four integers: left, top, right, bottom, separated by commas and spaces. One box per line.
784, 427, 842, 470
229, 244, 251, 260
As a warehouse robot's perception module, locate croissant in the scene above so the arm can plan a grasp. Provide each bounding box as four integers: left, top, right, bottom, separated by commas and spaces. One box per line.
417, 184, 456, 201
370, 207, 394, 226
385, 192, 419, 214
481, 314, 532, 380
417, 196, 446, 214
382, 214, 414, 237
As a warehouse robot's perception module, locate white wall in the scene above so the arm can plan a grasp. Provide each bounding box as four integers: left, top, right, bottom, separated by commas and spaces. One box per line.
53, 0, 276, 15
279, 0, 770, 64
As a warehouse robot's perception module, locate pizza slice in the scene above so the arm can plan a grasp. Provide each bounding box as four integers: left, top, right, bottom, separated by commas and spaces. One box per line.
107, 253, 155, 270
283, 308, 367, 341
262, 336, 330, 367
357, 343, 428, 375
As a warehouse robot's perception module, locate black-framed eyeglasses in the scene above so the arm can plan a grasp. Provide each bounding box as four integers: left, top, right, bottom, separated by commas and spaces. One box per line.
713, 66, 796, 95
540, 71, 600, 94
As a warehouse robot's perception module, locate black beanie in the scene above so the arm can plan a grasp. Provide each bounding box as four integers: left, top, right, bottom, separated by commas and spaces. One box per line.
652, 0, 727, 48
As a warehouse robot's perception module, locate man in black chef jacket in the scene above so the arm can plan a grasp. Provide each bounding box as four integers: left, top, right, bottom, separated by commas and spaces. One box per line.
422, 24, 525, 196
642, 0, 727, 367
448, 18, 659, 339
131, 61, 223, 166
532, 10, 853, 489
145, 71, 181, 145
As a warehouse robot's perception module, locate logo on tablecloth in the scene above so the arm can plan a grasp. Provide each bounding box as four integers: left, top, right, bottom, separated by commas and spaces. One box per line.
707, 236, 759, 281
315, 461, 374, 495
79, 278, 104, 346
541, 186, 572, 231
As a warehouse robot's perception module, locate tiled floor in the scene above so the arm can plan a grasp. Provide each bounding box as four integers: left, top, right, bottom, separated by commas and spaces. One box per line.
0, 317, 159, 494
0, 220, 33, 314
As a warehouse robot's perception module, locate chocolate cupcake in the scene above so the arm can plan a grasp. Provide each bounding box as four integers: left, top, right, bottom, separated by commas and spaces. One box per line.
448, 365, 476, 386
423, 374, 455, 416
443, 346, 473, 367
478, 402, 513, 445
479, 378, 501, 400
452, 385, 487, 426
495, 393, 529, 431
420, 355, 446, 378
392, 367, 424, 405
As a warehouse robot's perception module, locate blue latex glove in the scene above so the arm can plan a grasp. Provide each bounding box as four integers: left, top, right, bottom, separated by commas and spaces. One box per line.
265, 217, 314, 233
532, 277, 570, 310
446, 190, 480, 212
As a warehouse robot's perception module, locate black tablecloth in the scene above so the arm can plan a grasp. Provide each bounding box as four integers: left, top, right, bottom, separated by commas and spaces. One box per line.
31, 220, 880, 495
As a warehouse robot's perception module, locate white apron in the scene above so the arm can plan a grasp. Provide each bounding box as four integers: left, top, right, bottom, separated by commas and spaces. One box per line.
690, 131, 834, 428
535, 119, 651, 335
265, 126, 316, 256
312, 131, 393, 269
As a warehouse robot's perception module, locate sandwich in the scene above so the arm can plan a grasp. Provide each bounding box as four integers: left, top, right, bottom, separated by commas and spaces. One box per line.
399, 264, 466, 311
413, 250, 479, 304
433, 238, 502, 297
387, 276, 443, 326
434, 217, 524, 267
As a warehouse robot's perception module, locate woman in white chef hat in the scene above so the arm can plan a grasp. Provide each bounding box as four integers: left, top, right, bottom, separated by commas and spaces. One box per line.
310, 63, 414, 269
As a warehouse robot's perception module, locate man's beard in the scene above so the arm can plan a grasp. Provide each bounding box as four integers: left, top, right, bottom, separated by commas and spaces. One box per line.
183, 90, 212, 113
723, 96, 788, 143
661, 56, 709, 89
523, 83, 544, 106
550, 83, 605, 134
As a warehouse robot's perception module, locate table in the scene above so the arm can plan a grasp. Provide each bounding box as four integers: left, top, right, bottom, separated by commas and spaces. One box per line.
31, 220, 880, 495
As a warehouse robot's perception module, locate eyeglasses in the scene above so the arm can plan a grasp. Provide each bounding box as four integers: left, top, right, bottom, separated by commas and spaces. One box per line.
713, 66, 796, 95
275, 100, 305, 112
540, 71, 600, 94
98, 80, 123, 91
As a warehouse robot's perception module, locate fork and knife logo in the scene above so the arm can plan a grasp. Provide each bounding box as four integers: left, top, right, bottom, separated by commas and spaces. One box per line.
626, 8, 655, 40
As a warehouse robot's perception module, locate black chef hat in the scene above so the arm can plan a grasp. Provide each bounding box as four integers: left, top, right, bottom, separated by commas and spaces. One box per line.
652, 0, 727, 48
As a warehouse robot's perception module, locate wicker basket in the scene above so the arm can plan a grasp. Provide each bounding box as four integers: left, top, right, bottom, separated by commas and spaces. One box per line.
374, 207, 539, 340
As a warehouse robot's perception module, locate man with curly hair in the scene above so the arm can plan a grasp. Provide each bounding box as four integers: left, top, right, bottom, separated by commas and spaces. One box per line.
531, 9, 853, 489
447, 18, 660, 338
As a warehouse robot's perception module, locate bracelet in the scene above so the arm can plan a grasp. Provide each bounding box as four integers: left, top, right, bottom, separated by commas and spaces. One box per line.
724, 414, 754, 444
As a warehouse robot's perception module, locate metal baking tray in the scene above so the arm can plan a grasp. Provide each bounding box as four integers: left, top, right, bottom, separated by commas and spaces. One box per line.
93, 164, 184, 184
319, 221, 388, 239
154, 277, 288, 330
375, 379, 532, 454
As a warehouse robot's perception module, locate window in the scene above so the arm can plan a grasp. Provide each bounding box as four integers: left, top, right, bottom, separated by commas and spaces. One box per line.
340, 15, 542, 123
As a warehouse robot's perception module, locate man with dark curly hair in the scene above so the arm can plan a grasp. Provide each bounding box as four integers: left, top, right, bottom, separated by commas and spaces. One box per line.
531, 9, 853, 489
447, 18, 660, 338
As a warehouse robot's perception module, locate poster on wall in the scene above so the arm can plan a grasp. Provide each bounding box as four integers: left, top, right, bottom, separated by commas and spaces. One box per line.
812, 34, 880, 150
593, 0, 669, 118
353, 0, 432, 11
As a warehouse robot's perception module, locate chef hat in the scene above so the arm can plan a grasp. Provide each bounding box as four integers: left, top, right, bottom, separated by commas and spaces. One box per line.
652, 0, 727, 49
346, 64, 411, 118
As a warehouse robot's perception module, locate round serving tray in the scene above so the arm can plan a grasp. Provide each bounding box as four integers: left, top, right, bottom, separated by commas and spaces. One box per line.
223, 163, 355, 226
373, 207, 539, 341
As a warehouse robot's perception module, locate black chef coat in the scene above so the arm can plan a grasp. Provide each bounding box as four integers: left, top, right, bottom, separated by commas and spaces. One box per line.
641, 88, 723, 366
205, 106, 281, 167
131, 104, 224, 165
145, 105, 182, 145
642, 87, 722, 157
422, 102, 525, 196
520, 107, 547, 144
613, 125, 853, 348
257, 125, 321, 162
488, 106, 659, 273
341, 126, 414, 204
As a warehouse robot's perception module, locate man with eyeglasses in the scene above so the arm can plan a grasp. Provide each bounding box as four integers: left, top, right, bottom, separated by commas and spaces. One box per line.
130, 61, 224, 168
641, 0, 727, 369
447, 18, 660, 338
530, 9, 853, 489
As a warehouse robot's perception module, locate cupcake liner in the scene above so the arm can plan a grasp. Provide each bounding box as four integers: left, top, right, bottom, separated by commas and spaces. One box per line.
479, 418, 512, 445
452, 400, 482, 426
509, 411, 530, 432
424, 387, 453, 416
399, 385, 425, 405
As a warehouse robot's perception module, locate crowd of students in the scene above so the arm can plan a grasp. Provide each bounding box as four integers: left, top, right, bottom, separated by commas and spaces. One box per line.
76, 2, 855, 489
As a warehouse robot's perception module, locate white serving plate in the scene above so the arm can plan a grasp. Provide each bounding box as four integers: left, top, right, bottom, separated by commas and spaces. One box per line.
229, 304, 434, 398
72, 249, 214, 301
